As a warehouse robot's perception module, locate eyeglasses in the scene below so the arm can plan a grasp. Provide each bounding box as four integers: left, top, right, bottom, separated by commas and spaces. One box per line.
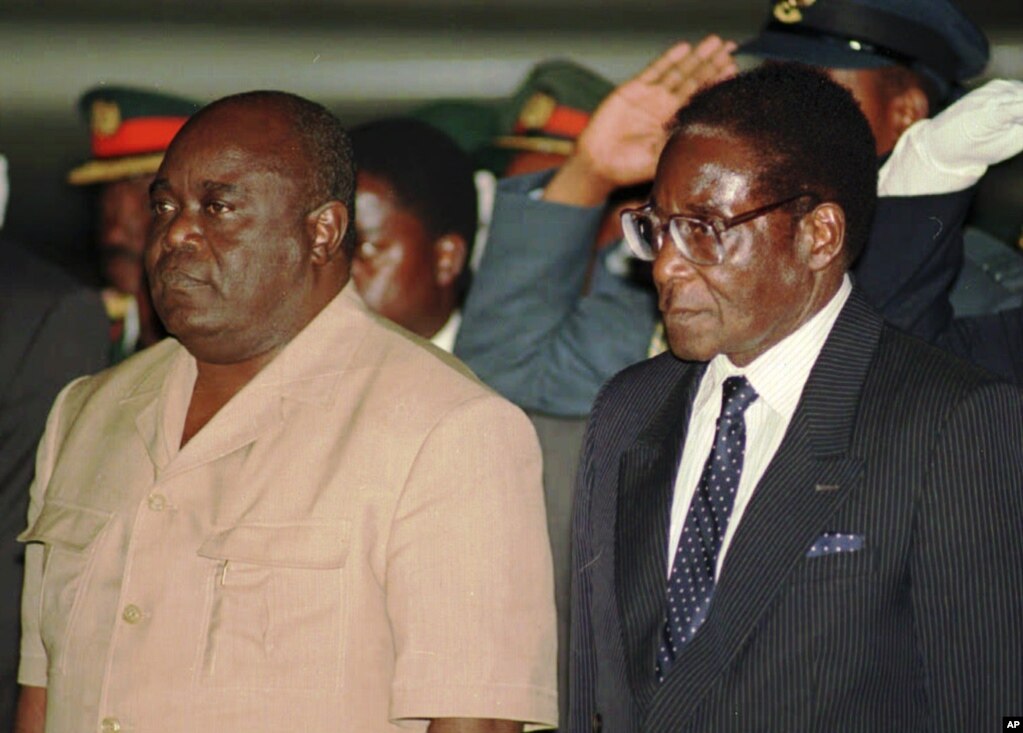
620, 192, 816, 266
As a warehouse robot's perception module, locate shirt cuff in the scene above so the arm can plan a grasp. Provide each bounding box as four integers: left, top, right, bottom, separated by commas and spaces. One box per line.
17, 654, 48, 688
391, 682, 557, 730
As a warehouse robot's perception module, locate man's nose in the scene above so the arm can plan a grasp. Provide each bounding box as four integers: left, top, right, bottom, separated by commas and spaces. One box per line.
100, 214, 130, 248
652, 239, 698, 286
160, 206, 202, 252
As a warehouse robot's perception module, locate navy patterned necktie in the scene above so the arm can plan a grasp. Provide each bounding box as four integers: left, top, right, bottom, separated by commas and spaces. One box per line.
657, 375, 759, 681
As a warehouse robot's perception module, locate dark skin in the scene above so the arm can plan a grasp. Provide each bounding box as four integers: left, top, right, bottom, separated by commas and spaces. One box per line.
98, 176, 165, 347
15, 98, 522, 733
144, 101, 350, 445
13, 686, 44, 733
826, 68, 929, 156
651, 128, 846, 365
352, 170, 466, 339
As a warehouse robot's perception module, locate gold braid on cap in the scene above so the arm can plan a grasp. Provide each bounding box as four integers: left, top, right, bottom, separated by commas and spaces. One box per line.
773, 0, 816, 24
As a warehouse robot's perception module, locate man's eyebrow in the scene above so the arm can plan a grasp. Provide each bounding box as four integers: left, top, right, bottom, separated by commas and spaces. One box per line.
202, 181, 240, 195
148, 179, 242, 197
685, 202, 720, 217
649, 195, 718, 218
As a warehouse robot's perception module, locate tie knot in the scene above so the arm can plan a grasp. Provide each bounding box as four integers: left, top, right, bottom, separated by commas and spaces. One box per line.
720, 375, 758, 419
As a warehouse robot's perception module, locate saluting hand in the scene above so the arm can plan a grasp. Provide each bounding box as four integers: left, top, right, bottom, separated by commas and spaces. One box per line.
545, 35, 738, 206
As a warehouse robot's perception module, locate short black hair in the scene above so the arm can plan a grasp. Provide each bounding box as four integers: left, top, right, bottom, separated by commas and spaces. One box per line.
192, 90, 358, 256
668, 63, 878, 264
350, 117, 478, 300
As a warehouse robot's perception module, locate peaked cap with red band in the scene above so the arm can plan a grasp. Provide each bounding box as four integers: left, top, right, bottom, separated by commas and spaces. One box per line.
68, 86, 201, 185
411, 59, 614, 174
493, 59, 615, 156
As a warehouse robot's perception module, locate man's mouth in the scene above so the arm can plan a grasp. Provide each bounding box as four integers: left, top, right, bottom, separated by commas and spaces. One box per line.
157, 269, 208, 289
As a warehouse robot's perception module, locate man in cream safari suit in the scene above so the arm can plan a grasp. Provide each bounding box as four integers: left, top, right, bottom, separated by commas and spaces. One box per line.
16, 90, 557, 733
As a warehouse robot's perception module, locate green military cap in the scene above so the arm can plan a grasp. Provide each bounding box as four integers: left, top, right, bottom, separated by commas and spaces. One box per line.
410, 100, 502, 157
493, 59, 615, 157
68, 86, 201, 186
410, 59, 614, 174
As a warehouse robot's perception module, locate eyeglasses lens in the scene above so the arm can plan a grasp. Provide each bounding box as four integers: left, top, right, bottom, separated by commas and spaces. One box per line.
669, 219, 719, 265
622, 211, 657, 261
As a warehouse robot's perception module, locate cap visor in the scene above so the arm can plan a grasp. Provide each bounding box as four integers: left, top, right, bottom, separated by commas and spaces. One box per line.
491, 135, 575, 156
67, 153, 164, 186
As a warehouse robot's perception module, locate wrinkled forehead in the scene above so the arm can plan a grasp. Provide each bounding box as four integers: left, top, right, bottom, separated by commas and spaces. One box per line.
158, 121, 315, 205
653, 126, 766, 206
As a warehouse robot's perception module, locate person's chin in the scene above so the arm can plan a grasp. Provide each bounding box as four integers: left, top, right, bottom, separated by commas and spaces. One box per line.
663, 312, 719, 362
156, 301, 222, 343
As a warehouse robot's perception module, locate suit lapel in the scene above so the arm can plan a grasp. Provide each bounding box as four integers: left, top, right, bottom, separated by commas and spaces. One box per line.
647, 291, 883, 727
616, 358, 706, 708
168, 388, 284, 477
132, 393, 164, 469
123, 346, 184, 472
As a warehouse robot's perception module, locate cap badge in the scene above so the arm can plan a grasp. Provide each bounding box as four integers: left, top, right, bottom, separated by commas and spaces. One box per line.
773, 0, 816, 24
91, 100, 122, 137
519, 93, 557, 132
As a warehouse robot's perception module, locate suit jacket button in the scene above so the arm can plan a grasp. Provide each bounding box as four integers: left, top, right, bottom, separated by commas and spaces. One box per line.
591, 712, 602, 732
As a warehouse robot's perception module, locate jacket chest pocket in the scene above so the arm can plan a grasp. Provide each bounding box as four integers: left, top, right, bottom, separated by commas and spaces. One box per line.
196, 522, 350, 691
18, 502, 112, 671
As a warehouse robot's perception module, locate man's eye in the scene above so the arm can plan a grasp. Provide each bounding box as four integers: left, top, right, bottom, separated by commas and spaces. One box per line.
680, 219, 715, 239
151, 200, 174, 215
205, 201, 230, 214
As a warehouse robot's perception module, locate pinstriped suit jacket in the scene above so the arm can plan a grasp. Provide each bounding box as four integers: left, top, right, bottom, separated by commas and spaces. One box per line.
569, 289, 1023, 732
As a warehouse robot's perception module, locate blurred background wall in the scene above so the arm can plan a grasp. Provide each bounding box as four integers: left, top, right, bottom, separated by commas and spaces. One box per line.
2, 0, 1022, 277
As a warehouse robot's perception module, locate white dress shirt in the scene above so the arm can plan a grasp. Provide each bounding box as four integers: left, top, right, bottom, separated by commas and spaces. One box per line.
430, 309, 462, 353
667, 275, 852, 578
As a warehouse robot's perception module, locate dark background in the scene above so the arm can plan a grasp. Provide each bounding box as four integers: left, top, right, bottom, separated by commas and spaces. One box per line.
2, 0, 1021, 277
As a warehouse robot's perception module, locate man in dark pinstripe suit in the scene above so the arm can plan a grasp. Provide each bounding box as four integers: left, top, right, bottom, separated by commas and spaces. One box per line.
570, 63, 1023, 732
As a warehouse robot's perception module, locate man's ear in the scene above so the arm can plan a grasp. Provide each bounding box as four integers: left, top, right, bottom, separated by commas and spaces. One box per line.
307, 201, 349, 265
433, 234, 467, 287
887, 85, 929, 142
799, 202, 846, 272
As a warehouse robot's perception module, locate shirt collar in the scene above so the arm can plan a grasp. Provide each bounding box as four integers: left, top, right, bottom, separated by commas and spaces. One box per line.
701, 275, 852, 420
430, 310, 462, 353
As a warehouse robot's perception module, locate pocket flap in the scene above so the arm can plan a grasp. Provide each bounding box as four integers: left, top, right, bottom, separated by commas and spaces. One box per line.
17, 501, 113, 552
197, 523, 350, 569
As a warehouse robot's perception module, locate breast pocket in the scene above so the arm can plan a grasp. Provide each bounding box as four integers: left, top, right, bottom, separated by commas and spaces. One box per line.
18, 501, 112, 670
787, 546, 877, 585
196, 522, 350, 691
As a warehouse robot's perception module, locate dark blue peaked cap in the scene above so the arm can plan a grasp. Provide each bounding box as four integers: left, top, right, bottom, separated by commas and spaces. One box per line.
737, 0, 989, 102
